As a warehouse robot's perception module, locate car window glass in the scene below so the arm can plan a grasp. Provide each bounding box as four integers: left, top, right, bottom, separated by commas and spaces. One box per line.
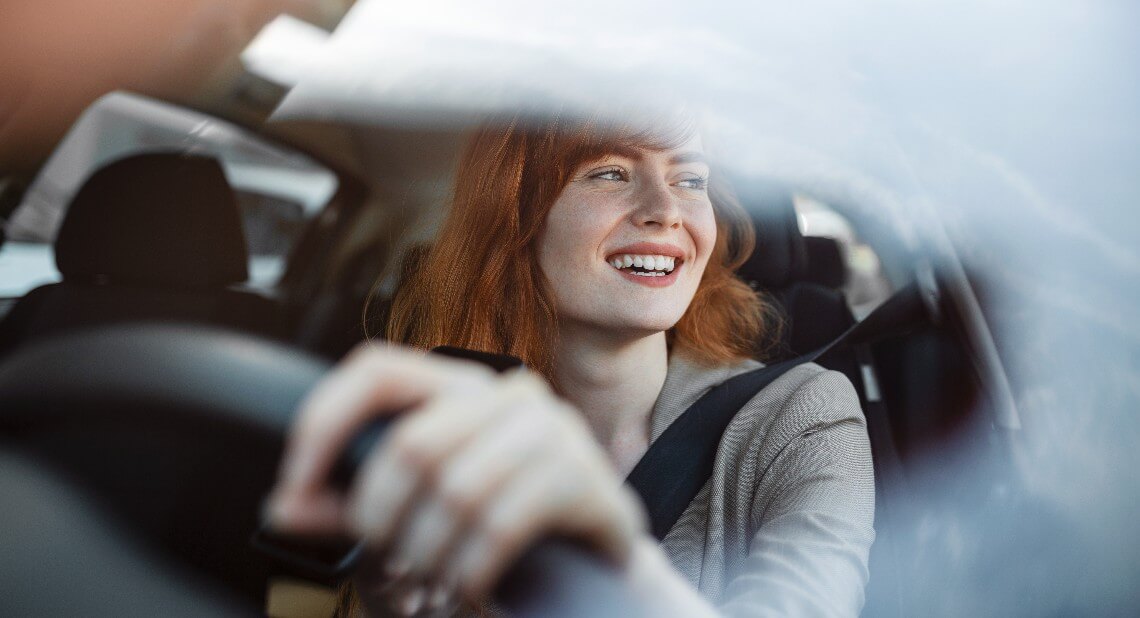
793, 192, 892, 318
0, 92, 338, 297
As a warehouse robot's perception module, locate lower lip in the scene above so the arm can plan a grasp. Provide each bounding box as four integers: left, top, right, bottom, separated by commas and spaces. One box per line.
612, 263, 682, 288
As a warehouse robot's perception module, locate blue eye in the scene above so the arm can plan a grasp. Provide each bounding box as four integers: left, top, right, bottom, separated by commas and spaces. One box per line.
676, 176, 709, 190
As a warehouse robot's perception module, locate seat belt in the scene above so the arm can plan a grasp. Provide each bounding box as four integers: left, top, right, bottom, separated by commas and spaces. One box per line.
626, 283, 927, 540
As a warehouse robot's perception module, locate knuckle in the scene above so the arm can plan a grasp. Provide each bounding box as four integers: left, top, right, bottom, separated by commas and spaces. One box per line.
511, 370, 551, 395
437, 479, 483, 521
348, 342, 391, 369
557, 432, 599, 466
442, 370, 496, 402
389, 423, 441, 474
524, 406, 558, 434
480, 515, 522, 551
500, 372, 551, 405
291, 407, 329, 441
344, 341, 375, 362
443, 357, 497, 383
558, 463, 593, 496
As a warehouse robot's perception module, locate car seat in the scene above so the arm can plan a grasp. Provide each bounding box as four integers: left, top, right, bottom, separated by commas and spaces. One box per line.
736, 190, 907, 617
0, 152, 291, 357
735, 190, 857, 360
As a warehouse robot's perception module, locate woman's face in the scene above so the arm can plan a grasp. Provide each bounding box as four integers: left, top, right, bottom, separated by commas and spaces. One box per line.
536, 133, 717, 338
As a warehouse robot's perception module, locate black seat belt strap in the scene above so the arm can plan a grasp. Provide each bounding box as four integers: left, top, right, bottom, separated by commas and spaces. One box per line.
625, 357, 805, 540
626, 283, 926, 540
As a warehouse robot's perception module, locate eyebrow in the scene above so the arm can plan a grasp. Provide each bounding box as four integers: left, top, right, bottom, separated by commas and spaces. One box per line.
601, 146, 708, 166
668, 151, 708, 166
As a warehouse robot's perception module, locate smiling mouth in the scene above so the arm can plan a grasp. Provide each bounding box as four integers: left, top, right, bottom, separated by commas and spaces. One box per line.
607, 253, 680, 277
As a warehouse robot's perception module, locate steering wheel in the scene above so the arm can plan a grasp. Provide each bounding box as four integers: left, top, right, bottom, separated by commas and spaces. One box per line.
0, 324, 648, 617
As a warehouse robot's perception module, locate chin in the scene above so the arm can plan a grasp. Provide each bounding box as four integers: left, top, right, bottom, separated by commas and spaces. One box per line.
558, 298, 688, 339
607, 313, 684, 338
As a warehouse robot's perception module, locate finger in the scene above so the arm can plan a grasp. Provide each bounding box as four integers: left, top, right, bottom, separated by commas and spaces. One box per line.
392, 398, 555, 577
264, 486, 348, 536
446, 457, 570, 599
352, 550, 408, 599
425, 578, 457, 613
346, 372, 543, 546
388, 495, 455, 581
396, 586, 426, 617
450, 456, 645, 599
274, 346, 490, 508
286, 345, 486, 487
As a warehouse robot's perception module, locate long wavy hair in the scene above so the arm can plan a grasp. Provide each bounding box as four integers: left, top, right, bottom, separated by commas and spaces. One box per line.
382, 114, 772, 381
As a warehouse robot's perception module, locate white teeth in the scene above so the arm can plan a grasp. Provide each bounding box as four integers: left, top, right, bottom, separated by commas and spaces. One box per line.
608, 253, 678, 273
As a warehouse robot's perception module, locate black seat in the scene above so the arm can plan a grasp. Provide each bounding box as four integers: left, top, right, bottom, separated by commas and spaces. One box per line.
0, 152, 290, 357
802, 235, 847, 289
736, 192, 856, 361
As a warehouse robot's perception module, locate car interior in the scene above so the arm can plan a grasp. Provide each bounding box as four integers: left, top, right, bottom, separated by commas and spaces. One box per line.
0, 92, 1019, 616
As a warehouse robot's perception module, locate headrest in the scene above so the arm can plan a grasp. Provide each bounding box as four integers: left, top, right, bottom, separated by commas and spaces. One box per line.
803, 236, 847, 289
54, 152, 249, 288
736, 191, 807, 289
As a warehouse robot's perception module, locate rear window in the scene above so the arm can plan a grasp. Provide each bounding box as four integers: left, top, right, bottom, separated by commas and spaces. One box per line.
0, 92, 338, 299
792, 192, 891, 317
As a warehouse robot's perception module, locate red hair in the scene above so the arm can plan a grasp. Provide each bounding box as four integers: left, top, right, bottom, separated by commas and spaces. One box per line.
384, 115, 772, 380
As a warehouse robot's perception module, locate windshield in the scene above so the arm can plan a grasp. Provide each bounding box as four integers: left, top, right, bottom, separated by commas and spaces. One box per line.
1, 1, 1137, 616
253, 6, 1140, 610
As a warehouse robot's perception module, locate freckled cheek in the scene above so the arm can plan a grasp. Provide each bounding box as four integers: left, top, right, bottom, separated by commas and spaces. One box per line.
556, 213, 612, 266
689, 212, 718, 273
538, 211, 607, 293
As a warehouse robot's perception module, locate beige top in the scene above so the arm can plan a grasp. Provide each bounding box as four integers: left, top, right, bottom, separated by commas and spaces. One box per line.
652, 351, 875, 616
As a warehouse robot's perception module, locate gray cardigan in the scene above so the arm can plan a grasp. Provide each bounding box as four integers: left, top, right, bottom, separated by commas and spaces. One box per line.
653, 351, 876, 617
341, 352, 875, 618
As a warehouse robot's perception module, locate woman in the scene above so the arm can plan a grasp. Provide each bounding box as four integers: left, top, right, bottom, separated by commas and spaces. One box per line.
267, 114, 875, 616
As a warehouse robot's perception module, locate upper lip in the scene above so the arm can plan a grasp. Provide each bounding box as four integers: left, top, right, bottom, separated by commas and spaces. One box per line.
605, 242, 685, 261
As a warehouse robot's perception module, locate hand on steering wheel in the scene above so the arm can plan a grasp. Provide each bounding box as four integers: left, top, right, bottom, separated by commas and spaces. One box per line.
266, 343, 647, 611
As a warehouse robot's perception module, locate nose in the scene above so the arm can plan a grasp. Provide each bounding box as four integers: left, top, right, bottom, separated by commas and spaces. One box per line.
630, 179, 682, 230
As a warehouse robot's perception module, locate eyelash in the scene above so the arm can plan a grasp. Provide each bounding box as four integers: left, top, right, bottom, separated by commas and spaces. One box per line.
676, 176, 709, 190
587, 167, 709, 191
589, 166, 628, 182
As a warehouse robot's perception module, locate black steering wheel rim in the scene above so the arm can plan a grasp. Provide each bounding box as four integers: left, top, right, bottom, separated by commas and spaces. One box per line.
0, 323, 329, 434
0, 323, 652, 617
0, 324, 330, 605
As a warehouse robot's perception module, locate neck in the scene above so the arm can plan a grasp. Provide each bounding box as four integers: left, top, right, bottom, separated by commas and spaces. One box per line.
552, 323, 669, 476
